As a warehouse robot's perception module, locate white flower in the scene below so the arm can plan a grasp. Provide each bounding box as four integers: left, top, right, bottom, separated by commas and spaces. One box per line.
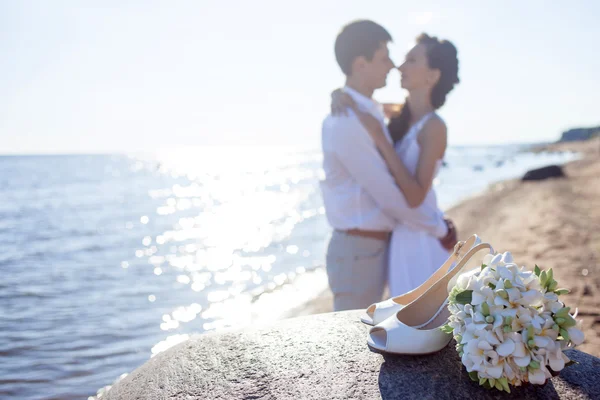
501, 252, 514, 264
483, 362, 504, 379
513, 351, 531, 368
496, 338, 516, 357
568, 327, 585, 346
472, 291, 488, 306
547, 347, 569, 371
528, 368, 547, 385
473, 311, 486, 323
484, 330, 501, 346
497, 265, 515, 281
518, 290, 544, 307
456, 273, 471, 290
494, 296, 511, 307
491, 312, 504, 330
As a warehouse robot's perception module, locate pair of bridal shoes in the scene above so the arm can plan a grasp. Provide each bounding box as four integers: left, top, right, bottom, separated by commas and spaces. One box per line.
363, 234, 495, 355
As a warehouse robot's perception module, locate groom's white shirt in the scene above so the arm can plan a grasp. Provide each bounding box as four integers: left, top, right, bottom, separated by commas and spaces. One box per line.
320, 86, 447, 237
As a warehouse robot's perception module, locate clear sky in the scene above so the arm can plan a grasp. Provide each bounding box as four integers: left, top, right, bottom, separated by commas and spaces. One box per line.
2, 1, 599, 154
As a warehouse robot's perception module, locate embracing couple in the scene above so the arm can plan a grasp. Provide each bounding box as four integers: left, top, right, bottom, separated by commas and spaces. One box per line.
320, 20, 461, 312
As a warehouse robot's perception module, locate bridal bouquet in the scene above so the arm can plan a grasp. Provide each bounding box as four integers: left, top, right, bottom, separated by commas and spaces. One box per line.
441, 252, 584, 393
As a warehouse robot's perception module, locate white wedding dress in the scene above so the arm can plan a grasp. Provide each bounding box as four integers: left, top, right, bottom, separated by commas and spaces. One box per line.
388, 112, 451, 297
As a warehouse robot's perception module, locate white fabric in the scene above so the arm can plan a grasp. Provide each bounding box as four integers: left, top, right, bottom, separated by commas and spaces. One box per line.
388, 112, 451, 297
367, 308, 452, 354
361, 297, 404, 325
319, 87, 447, 237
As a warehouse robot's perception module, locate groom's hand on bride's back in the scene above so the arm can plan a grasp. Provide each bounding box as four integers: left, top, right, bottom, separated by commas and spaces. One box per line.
439, 218, 458, 251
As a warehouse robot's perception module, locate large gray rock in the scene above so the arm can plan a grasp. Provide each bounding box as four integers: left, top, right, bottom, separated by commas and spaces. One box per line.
105, 311, 600, 399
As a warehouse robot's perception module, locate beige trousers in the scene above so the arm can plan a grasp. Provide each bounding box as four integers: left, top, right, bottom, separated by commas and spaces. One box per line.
325, 230, 388, 311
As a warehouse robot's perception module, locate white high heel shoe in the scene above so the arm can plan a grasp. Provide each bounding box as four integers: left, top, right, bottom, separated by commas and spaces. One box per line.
367, 241, 494, 355
360, 234, 482, 326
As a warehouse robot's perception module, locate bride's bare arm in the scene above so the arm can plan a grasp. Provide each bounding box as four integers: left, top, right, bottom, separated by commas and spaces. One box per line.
352, 109, 447, 208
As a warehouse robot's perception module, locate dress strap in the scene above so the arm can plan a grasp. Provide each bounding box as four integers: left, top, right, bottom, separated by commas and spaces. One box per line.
414, 112, 435, 132
404, 112, 435, 142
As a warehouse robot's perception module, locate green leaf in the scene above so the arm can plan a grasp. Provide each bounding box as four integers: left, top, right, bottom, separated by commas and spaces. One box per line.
479, 377, 487, 386
555, 307, 571, 318
534, 264, 541, 276
555, 288, 570, 295
455, 290, 473, 305
499, 377, 511, 393
540, 270, 548, 287
562, 315, 577, 328
560, 328, 570, 341
548, 281, 558, 291
440, 324, 453, 334
481, 263, 487, 271
494, 380, 503, 391
488, 282, 496, 290
548, 268, 554, 283
552, 324, 559, 331
469, 371, 479, 382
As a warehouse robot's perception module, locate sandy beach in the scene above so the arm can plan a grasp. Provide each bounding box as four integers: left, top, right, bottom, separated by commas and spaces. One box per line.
288, 137, 600, 357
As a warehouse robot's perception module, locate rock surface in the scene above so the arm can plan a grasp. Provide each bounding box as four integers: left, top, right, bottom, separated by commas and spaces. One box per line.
105, 311, 600, 400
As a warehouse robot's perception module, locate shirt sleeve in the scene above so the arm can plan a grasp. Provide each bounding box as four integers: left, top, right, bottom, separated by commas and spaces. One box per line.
327, 115, 448, 238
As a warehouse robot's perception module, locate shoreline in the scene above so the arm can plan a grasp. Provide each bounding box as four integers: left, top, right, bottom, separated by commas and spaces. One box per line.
285, 138, 600, 357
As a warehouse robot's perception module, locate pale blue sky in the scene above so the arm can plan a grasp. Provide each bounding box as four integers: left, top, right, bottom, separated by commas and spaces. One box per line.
2, 1, 599, 154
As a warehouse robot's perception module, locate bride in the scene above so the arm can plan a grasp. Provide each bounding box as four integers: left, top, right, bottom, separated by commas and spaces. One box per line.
331, 33, 460, 297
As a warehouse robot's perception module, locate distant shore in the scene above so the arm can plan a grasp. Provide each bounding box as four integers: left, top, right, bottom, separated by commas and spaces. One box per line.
286, 137, 600, 357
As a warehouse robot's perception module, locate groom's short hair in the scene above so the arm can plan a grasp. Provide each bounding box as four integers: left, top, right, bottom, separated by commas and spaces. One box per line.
335, 20, 393, 76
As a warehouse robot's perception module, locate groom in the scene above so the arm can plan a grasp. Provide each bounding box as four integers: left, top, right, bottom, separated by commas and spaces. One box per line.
320, 20, 456, 311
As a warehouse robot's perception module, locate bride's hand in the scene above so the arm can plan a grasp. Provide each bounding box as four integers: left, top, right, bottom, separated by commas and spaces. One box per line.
331, 88, 355, 116
439, 218, 458, 251
330, 88, 386, 142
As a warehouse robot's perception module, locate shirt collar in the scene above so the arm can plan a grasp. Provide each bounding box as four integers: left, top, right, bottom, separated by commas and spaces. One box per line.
343, 86, 385, 120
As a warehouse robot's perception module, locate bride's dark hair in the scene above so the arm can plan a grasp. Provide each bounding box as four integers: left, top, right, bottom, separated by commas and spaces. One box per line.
388, 33, 459, 144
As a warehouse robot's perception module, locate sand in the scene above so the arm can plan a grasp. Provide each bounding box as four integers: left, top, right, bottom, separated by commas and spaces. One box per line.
287, 137, 600, 357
